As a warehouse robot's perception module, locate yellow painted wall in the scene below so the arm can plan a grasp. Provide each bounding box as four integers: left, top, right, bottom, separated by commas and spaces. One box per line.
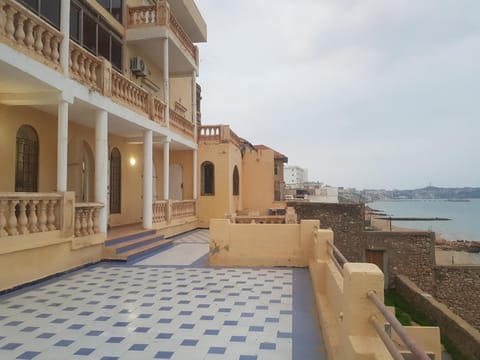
0, 104, 57, 192
209, 219, 320, 267
197, 142, 230, 227
170, 150, 194, 199
0, 237, 103, 291
242, 148, 275, 214
170, 76, 194, 120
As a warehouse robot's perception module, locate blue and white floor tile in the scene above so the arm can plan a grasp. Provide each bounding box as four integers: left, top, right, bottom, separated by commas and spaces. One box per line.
0, 265, 293, 360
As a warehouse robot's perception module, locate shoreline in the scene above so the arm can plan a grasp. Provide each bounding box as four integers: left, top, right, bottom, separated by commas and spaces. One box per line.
367, 210, 480, 265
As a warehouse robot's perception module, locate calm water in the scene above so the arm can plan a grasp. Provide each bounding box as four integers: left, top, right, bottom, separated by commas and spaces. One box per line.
368, 199, 480, 241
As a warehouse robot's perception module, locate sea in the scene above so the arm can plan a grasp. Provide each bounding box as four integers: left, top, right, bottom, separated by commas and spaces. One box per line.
367, 199, 480, 242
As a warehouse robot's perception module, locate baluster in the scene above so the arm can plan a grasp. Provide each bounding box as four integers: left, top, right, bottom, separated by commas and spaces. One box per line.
84, 57, 92, 84
0, 200, 8, 237
14, 13, 26, 44
28, 200, 39, 233
93, 208, 100, 234
33, 26, 44, 54
51, 36, 60, 63
0, 0, 7, 37
7, 200, 18, 236
87, 208, 94, 235
17, 199, 29, 234
46, 200, 56, 231
24, 18, 34, 49
4, 5, 15, 40
80, 209, 88, 236
38, 200, 48, 232
74, 208, 82, 237
71, 49, 79, 75
90, 62, 98, 86
42, 32, 52, 59
78, 54, 85, 80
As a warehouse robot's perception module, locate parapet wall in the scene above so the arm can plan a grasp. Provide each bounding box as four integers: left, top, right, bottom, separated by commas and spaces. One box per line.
396, 275, 480, 360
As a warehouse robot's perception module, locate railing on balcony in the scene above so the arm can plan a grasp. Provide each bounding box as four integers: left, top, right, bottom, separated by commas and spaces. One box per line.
0, 193, 62, 237
69, 41, 102, 90
198, 126, 221, 142
232, 216, 284, 224
170, 109, 195, 138
0, 0, 63, 71
74, 202, 104, 238
112, 69, 149, 115
198, 125, 242, 148
152, 199, 196, 226
126, 1, 198, 63
153, 200, 168, 223
171, 200, 196, 218
152, 97, 166, 125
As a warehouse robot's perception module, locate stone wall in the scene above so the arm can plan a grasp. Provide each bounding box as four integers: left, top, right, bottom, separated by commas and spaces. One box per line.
434, 266, 480, 331
290, 201, 480, 332
364, 231, 435, 292
289, 202, 435, 291
396, 275, 480, 360
288, 202, 365, 261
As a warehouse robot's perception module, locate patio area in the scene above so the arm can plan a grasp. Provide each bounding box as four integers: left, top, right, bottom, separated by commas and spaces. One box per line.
0, 230, 325, 360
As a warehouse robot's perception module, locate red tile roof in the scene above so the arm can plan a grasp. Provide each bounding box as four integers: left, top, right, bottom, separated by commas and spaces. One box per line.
254, 145, 288, 162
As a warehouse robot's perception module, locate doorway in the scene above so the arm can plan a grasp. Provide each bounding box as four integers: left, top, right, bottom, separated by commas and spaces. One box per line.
169, 163, 183, 200
365, 249, 387, 288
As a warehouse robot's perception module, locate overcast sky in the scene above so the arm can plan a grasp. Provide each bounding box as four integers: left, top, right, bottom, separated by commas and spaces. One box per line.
195, 0, 480, 190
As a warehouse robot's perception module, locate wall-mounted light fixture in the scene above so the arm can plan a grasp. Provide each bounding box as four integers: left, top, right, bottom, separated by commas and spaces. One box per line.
129, 157, 136, 166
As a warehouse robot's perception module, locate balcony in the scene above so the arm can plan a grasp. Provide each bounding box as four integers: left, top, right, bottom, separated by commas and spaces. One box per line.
126, 1, 200, 74
0, 1, 196, 143
198, 125, 242, 148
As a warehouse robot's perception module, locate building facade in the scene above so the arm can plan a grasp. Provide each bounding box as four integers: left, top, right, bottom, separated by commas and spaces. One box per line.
0, 0, 206, 289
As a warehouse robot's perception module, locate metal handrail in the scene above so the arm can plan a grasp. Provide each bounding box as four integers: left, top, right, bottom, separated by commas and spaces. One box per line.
369, 316, 405, 360
326, 239, 348, 273
367, 291, 431, 360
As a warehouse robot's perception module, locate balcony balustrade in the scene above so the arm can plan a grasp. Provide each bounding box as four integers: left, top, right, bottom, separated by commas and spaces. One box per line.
111, 69, 150, 116
169, 108, 195, 138
0, 193, 63, 237
198, 125, 242, 147
74, 203, 104, 238
0, 0, 63, 71
127, 1, 198, 64
153, 199, 196, 225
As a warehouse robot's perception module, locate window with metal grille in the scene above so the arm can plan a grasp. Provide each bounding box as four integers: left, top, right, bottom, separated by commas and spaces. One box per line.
15, 125, 39, 192
201, 161, 214, 196
110, 147, 121, 214
233, 166, 239, 196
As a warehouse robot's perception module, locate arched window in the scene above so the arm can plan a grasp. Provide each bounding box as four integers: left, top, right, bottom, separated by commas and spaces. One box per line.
233, 166, 239, 196
201, 161, 214, 195
110, 147, 121, 214
15, 125, 39, 192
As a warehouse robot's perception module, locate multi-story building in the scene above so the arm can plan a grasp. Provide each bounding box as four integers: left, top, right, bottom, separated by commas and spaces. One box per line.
284, 165, 308, 186
0, 0, 206, 288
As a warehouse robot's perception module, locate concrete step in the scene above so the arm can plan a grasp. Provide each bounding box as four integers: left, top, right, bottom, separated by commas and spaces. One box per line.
119, 239, 174, 262
109, 234, 165, 255
105, 229, 157, 247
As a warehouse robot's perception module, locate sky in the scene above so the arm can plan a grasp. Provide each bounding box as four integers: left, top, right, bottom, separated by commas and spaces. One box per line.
194, 0, 480, 190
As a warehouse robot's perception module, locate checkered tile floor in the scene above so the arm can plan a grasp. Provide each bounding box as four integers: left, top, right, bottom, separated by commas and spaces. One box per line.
0, 230, 325, 359
0, 265, 294, 360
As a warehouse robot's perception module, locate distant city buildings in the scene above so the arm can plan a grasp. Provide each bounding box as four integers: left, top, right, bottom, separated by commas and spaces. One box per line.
284, 166, 308, 186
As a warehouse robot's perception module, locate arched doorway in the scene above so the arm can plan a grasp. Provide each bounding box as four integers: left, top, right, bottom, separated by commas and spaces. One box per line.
80, 141, 95, 202
15, 125, 39, 192
169, 163, 183, 200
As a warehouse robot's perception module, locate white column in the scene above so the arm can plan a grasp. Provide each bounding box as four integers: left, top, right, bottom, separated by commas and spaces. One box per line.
60, 0, 70, 76
193, 149, 198, 199
95, 110, 108, 233
192, 70, 198, 142
163, 139, 170, 200
57, 100, 68, 192
143, 130, 153, 229
163, 38, 170, 126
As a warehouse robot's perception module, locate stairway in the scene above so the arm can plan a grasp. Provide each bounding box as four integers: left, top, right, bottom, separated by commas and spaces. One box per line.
104, 229, 174, 262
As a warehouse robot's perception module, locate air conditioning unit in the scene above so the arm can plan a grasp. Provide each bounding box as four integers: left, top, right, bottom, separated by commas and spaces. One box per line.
130, 57, 147, 77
